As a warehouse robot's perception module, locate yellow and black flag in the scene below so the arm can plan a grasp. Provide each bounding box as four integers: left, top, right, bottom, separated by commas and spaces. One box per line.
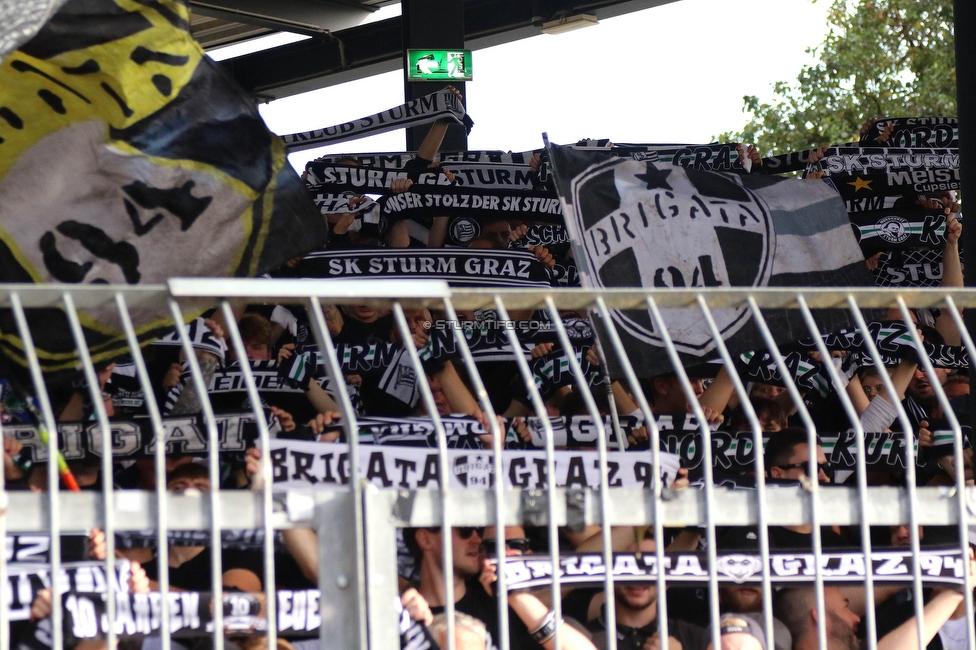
0, 0, 326, 375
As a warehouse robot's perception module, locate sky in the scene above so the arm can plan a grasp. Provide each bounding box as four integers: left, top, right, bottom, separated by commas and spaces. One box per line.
229, 0, 834, 172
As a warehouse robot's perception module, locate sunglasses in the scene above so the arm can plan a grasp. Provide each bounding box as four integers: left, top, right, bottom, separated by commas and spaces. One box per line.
776, 462, 833, 477
427, 526, 485, 540
481, 538, 532, 555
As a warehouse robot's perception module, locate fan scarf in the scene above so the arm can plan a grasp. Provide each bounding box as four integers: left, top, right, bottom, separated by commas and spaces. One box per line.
292, 249, 555, 288
860, 117, 958, 148
805, 147, 960, 199
850, 208, 948, 252
267, 437, 682, 491
873, 248, 948, 288
499, 548, 968, 590
377, 186, 563, 223
305, 161, 544, 191
281, 89, 473, 152
7, 412, 264, 463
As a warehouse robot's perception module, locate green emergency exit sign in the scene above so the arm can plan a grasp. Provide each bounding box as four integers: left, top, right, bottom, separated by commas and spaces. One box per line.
406, 49, 473, 81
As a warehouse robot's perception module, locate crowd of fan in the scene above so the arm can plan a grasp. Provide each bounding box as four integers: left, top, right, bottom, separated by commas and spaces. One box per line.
4, 99, 974, 650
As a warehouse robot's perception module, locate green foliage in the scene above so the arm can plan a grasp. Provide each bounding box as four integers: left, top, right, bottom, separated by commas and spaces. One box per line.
718, 0, 956, 155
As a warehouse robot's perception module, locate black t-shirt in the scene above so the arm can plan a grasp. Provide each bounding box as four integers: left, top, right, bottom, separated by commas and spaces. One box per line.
429, 582, 539, 650
874, 588, 942, 650
142, 547, 264, 592
587, 607, 708, 650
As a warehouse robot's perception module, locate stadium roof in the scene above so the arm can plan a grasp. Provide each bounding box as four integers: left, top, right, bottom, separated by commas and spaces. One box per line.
194, 0, 679, 101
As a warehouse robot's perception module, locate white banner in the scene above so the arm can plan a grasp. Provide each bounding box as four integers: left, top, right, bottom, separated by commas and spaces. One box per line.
267, 439, 681, 491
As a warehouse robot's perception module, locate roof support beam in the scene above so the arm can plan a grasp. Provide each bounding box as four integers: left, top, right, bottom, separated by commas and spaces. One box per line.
218, 0, 677, 101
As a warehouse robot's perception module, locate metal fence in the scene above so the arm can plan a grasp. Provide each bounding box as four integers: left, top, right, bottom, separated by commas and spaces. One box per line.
1, 281, 976, 650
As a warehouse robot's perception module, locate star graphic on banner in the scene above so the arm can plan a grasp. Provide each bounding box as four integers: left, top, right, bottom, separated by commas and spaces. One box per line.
634, 166, 673, 191
847, 176, 873, 193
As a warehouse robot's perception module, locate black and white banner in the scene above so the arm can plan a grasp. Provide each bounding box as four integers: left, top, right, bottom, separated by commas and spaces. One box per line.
517, 223, 571, 247
308, 149, 540, 169
530, 345, 605, 399
354, 414, 651, 450
3, 412, 261, 464
860, 117, 958, 149
305, 161, 546, 191
548, 143, 873, 378
620, 143, 748, 172
153, 317, 228, 360
282, 90, 473, 152
850, 208, 948, 252
793, 320, 970, 370
267, 439, 682, 491
309, 191, 378, 216
113, 529, 284, 551
808, 147, 959, 199
62, 590, 323, 640
736, 350, 831, 397
500, 548, 969, 589
873, 248, 948, 288
293, 249, 555, 287
762, 149, 823, 174
664, 429, 961, 474
5, 561, 131, 622
378, 186, 563, 223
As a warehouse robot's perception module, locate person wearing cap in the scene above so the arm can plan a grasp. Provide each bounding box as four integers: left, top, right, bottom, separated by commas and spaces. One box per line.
708, 614, 767, 650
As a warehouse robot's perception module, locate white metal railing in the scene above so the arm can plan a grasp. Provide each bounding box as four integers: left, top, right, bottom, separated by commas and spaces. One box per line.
0, 281, 974, 650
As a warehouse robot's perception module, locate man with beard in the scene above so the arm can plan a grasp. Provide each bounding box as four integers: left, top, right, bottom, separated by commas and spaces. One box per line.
586, 537, 708, 650
776, 583, 970, 650
720, 586, 792, 650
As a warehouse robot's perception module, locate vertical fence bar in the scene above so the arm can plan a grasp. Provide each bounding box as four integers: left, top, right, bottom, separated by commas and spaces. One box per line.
695, 296, 775, 649
493, 297, 563, 650
543, 296, 617, 650
645, 296, 721, 650
167, 299, 224, 650
896, 296, 970, 649
115, 292, 171, 650
61, 293, 116, 650
219, 301, 277, 650
591, 297, 670, 645
744, 296, 828, 650
943, 296, 976, 650
441, 298, 510, 650
795, 295, 878, 649
9, 293, 62, 650
391, 302, 457, 650
846, 298, 926, 649
306, 297, 368, 650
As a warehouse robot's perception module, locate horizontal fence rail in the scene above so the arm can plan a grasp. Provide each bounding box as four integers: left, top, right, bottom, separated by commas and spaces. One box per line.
0, 282, 973, 650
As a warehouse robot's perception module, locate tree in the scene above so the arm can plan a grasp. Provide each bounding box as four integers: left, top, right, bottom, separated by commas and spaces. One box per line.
718, 0, 956, 155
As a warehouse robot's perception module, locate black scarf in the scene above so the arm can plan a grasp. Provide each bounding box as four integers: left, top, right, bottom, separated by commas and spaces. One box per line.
377, 185, 563, 224
860, 117, 958, 148
293, 248, 555, 287
849, 208, 949, 252
281, 89, 473, 151
806, 146, 959, 200
306, 160, 546, 191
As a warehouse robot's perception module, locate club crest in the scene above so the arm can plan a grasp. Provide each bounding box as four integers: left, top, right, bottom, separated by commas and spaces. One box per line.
570, 159, 775, 354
